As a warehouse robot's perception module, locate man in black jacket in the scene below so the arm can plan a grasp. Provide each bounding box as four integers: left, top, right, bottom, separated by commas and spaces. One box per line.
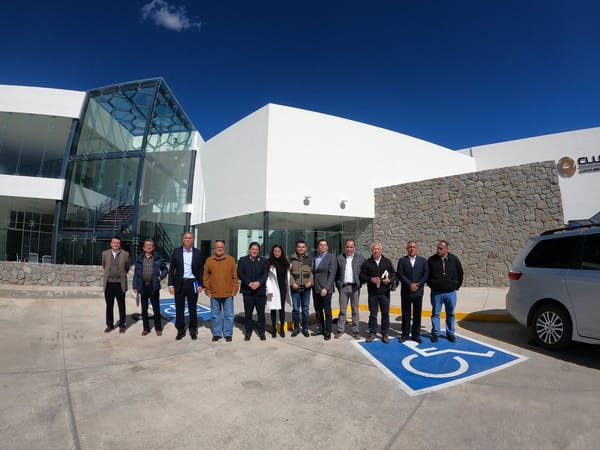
237, 242, 269, 341
359, 242, 396, 343
427, 240, 464, 343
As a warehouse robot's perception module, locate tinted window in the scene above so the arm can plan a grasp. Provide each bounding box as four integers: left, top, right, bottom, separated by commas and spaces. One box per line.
581, 234, 600, 270
525, 236, 581, 269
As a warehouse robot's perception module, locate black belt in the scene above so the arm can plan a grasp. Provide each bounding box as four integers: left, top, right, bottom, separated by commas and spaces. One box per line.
183, 278, 196, 281
343, 283, 356, 287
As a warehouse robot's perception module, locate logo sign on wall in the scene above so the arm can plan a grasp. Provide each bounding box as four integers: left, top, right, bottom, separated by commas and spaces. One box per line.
558, 155, 600, 177
155, 298, 212, 324
353, 333, 527, 396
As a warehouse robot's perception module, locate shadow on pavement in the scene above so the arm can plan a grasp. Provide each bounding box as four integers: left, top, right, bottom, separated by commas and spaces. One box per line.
459, 319, 600, 370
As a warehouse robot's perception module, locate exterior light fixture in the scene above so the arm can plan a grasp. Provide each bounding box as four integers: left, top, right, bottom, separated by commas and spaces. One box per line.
303, 196, 311, 206
340, 200, 347, 209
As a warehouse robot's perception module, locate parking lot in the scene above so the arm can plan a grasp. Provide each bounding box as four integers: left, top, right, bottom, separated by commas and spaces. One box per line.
0, 289, 598, 450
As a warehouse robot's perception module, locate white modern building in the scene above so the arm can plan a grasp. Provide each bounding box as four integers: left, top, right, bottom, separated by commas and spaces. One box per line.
1, 79, 598, 263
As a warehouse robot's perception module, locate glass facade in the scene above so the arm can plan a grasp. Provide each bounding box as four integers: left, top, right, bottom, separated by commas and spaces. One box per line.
56, 78, 196, 264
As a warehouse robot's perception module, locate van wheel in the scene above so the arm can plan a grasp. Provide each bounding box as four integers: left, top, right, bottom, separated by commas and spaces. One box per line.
530, 304, 572, 350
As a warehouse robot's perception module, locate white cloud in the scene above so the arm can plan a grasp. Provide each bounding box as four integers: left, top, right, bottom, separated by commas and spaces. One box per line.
140, 0, 202, 32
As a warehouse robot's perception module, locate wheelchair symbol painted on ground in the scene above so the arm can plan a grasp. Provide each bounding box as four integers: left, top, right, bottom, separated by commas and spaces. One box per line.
401, 340, 495, 379
352, 333, 527, 396
155, 298, 211, 324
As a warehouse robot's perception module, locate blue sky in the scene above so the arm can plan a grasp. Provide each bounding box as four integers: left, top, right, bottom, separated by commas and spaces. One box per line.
1, 0, 600, 149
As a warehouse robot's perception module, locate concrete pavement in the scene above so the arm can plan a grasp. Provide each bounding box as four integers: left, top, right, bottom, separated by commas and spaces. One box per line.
2, 284, 599, 450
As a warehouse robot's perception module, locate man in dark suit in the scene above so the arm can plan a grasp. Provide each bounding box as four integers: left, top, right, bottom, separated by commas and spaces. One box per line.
101, 236, 130, 333
312, 239, 337, 340
237, 242, 269, 341
168, 231, 204, 340
397, 241, 429, 343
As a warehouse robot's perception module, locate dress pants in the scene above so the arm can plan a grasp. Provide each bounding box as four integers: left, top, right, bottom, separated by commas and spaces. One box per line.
401, 292, 423, 338
368, 294, 390, 336
105, 282, 126, 328
141, 284, 162, 331
314, 291, 332, 335
337, 284, 360, 334
175, 279, 198, 333
243, 294, 266, 335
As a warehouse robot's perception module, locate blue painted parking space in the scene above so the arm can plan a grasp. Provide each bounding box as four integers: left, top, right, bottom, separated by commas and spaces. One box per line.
352, 332, 527, 396
153, 298, 211, 324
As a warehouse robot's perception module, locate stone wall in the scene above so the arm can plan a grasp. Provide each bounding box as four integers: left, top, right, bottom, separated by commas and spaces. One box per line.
0, 262, 104, 286
375, 161, 564, 287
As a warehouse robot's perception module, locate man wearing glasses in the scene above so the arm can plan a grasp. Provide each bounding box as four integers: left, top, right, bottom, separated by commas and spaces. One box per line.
427, 240, 464, 343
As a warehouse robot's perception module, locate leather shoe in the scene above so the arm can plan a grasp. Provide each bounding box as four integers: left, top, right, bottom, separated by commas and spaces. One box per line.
190, 333, 198, 340
156, 330, 163, 336
176, 332, 185, 341
382, 335, 390, 344
365, 335, 375, 343
244, 334, 251, 341
334, 332, 343, 339
311, 330, 323, 336
302, 330, 310, 337
225, 336, 232, 342
119, 326, 126, 334
291, 329, 300, 337
104, 326, 114, 333
431, 335, 439, 343
259, 333, 266, 341
211, 336, 221, 342
399, 335, 409, 342
324, 332, 331, 341
447, 334, 456, 343
141, 330, 150, 336
279, 329, 285, 338
352, 332, 360, 339
411, 336, 423, 344
271, 330, 277, 338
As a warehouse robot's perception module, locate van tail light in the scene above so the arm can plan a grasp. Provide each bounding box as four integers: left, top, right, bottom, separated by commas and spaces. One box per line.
508, 271, 522, 280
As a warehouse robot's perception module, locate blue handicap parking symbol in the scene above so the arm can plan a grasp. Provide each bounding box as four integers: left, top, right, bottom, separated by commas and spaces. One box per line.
155, 298, 212, 324
352, 333, 527, 396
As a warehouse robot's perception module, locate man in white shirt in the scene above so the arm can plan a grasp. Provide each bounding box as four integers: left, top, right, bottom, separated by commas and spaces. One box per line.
335, 239, 366, 339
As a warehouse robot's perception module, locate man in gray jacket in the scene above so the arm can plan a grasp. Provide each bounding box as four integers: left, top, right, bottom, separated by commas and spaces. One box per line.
335, 239, 365, 339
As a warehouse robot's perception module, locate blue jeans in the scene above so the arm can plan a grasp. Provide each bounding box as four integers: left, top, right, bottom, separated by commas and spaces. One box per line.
211, 297, 234, 337
291, 289, 311, 331
430, 290, 457, 336
368, 294, 390, 335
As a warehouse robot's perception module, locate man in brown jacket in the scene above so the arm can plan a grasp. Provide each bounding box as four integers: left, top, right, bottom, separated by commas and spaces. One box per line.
203, 240, 239, 342
101, 236, 130, 333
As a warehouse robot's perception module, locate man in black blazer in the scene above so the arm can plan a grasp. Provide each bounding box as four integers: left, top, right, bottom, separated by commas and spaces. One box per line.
168, 231, 204, 340
312, 239, 337, 340
397, 241, 429, 343
237, 242, 269, 341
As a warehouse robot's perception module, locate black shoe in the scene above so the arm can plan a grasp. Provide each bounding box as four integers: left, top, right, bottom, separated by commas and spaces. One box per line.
411, 336, 423, 344
431, 335, 439, 343
259, 333, 267, 341
324, 332, 331, 341
190, 331, 198, 340
291, 329, 300, 337
352, 332, 360, 339
225, 336, 232, 342
399, 335, 409, 343
244, 334, 251, 341
211, 336, 221, 342
302, 330, 310, 337
311, 330, 323, 336
447, 334, 456, 343
279, 329, 285, 338
176, 332, 185, 341
271, 330, 277, 338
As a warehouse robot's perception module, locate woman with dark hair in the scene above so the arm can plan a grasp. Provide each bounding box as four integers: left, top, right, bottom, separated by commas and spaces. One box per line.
266, 244, 291, 338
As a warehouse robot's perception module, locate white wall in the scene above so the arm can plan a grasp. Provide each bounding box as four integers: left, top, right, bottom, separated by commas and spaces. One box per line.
0, 85, 85, 118
459, 127, 600, 221
265, 104, 476, 218
191, 106, 269, 224
0, 174, 64, 200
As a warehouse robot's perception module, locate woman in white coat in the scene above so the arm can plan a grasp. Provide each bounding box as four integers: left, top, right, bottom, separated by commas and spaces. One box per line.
266, 244, 291, 338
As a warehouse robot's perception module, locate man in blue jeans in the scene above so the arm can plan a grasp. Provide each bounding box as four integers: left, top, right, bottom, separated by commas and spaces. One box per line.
427, 240, 464, 343
203, 240, 238, 342
289, 240, 313, 337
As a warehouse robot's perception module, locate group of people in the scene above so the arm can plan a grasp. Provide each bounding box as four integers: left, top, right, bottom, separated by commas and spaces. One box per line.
101, 233, 464, 344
